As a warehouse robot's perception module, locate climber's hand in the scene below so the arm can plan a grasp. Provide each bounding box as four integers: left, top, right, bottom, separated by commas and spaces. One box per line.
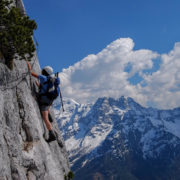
26, 61, 32, 71
26, 61, 38, 78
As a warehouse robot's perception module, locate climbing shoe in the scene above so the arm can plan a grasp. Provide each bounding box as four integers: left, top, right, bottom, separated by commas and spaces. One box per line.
48, 113, 53, 122
46, 130, 56, 143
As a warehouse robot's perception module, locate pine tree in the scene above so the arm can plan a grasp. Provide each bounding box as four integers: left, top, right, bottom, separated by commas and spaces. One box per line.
0, 0, 37, 69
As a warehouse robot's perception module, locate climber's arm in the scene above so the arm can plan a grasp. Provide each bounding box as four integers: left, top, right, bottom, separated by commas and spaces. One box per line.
31, 72, 39, 78
35, 80, 40, 87
26, 61, 39, 78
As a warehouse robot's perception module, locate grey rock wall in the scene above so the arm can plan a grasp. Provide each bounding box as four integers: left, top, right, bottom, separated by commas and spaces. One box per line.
0, 56, 70, 180
0, 1, 70, 179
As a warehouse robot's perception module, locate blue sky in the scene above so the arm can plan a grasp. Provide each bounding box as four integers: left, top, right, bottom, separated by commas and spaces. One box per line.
23, 0, 180, 71
23, 0, 180, 108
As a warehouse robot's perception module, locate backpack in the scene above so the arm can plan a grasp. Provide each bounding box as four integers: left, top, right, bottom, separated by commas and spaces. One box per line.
39, 74, 60, 101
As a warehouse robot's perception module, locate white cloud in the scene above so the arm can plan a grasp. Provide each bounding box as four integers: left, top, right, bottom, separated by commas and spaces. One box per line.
140, 42, 180, 108
59, 38, 180, 109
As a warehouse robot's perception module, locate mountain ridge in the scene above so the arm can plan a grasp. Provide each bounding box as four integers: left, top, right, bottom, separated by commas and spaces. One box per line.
55, 96, 180, 180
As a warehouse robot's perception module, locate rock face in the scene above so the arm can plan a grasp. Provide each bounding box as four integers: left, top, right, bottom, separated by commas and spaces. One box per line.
0, 1, 70, 179
55, 97, 180, 180
0, 57, 70, 180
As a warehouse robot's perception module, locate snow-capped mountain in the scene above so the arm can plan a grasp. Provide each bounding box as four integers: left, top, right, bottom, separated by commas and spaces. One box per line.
54, 96, 180, 180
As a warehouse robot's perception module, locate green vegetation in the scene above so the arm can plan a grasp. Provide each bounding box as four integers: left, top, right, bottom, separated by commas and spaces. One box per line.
64, 171, 74, 180
0, 0, 37, 69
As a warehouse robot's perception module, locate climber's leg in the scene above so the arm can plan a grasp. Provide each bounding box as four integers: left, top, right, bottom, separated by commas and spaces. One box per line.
41, 110, 52, 130
41, 110, 56, 142
48, 106, 53, 122
38, 97, 56, 142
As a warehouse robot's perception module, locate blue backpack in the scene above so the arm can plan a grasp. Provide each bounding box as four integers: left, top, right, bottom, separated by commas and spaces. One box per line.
40, 74, 60, 101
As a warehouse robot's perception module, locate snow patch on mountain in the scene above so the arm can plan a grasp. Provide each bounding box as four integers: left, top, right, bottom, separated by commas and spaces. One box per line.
148, 109, 180, 139
163, 120, 180, 138
140, 129, 157, 158
82, 123, 113, 153
54, 96, 180, 167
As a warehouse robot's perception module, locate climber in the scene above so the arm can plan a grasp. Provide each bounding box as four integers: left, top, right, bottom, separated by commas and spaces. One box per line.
26, 61, 60, 143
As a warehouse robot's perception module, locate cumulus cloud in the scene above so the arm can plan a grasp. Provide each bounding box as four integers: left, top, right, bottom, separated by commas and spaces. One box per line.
140, 42, 180, 108
59, 38, 180, 109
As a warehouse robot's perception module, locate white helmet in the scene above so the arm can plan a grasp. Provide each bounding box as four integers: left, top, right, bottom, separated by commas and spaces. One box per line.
42, 66, 53, 75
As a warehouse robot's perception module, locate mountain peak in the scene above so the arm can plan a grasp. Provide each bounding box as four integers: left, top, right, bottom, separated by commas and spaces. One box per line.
94, 96, 141, 111
55, 96, 180, 180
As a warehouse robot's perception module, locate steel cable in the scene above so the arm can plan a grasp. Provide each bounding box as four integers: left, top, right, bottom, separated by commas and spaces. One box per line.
0, 35, 39, 91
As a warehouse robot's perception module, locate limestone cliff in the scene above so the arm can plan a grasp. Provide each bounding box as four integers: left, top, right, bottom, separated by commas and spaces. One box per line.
0, 1, 70, 179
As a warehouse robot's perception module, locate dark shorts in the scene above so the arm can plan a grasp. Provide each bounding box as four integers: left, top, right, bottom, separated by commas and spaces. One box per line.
38, 96, 53, 112
39, 104, 50, 111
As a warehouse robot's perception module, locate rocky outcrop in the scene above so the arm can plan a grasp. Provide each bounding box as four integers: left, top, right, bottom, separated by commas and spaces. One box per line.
0, 1, 70, 179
